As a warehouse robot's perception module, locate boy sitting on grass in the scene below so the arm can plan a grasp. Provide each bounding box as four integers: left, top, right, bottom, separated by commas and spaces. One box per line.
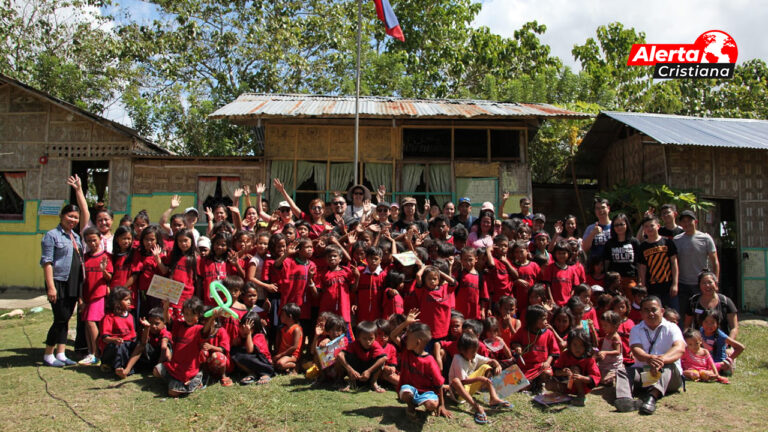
397, 322, 452, 420
335, 321, 388, 392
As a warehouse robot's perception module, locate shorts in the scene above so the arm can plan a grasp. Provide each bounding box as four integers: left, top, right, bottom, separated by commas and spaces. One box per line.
399, 385, 438, 406
83, 297, 105, 322
155, 363, 204, 394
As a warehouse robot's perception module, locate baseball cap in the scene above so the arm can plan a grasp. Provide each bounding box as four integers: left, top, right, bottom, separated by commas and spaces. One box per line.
278, 201, 290, 209
184, 207, 199, 216
458, 197, 471, 205
402, 197, 417, 206
533, 213, 546, 222
197, 236, 211, 249
390, 203, 399, 209
480, 201, 494, 212
376, 201, 390, 208
680, 210, 697, 220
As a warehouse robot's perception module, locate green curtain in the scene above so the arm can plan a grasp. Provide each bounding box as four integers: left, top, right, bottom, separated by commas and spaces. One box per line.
270, 160, 294, 207
312, 162, 326, 193
296, 161, 315, 188
402, 164, 424, 196
365, 163, 392, 199
329, 163, 354, 193
429, 164, 452, 207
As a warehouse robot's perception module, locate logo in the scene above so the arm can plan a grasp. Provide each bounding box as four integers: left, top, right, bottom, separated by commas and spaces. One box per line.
627, 30, 738, 79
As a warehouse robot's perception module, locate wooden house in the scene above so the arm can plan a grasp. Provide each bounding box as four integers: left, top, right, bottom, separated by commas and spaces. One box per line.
576, 111, 768, 311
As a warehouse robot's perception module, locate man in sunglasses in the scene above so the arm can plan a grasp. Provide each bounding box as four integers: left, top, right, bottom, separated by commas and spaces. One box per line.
325, 194, 349, 227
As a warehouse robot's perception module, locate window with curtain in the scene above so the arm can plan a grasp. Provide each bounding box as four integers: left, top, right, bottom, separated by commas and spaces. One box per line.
0, 172, 24, 219
269, 160, 294, 207
364, 163, 393, 201
198, 176, 240, 214
295, 161, 328, 211
398, 163, 452, 208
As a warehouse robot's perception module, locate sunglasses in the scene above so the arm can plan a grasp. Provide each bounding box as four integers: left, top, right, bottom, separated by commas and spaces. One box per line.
353, 192, 364, 196
279, 208, 291, 213
332, 201, 345, 206
614, 223, 626, 227
311, 206, 323, 211
377, 208, 388, 212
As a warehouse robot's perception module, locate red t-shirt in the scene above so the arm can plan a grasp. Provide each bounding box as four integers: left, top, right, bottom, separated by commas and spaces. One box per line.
485, 259, 513, 304
133, 252, 160, 292
300, 211, 332, 239
202, 328, 231, 368
628, 305, 643, 325
454, 271, 488, 320
344, 340, 387, 364
251, 332, 272, 362
356, 266, 385, 322
617, 318, 635, 365
402, 280, 419, 315
553, 350, 601, 392
109, 252, 134, 289
162, 255, 198, 309
83, 251, 113, 302
585, 274, 605, 288
278, 323, 303, 359
510, 328, 560, 380
99, 311, 136, 351
148, 328, 172, 348
165, 323, 203, 382
277, 257, 316, 320
441, 338, 490, 359
540, 263, 581, 306
398, 349, 444, 393
199, 256, 238, 306
382, 342, 398, 366
222, 307, 248, 347
318, 266, 355, 322
416, 283, 453, 339
513, 261, 541, 313
382, 289, 404, 319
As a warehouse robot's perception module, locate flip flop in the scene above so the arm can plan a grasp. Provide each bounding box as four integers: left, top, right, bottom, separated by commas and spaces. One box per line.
490, 400, 512, 410
239, 375, 256, 386
474, 411, 489, 425
256, 375, 271, 385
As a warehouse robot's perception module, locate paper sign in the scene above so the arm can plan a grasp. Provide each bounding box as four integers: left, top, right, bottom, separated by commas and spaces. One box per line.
147, 274, 185, 305
38, 200, 65, 215
482, 364, 530, 402
317, 335, 348, 369
641, 367, 661, 387
393, 251, 417, 266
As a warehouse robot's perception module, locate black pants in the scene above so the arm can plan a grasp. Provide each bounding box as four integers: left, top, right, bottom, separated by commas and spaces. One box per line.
102, 340, 137, 370
231, 346, 275, 377
46, 295, 79, 346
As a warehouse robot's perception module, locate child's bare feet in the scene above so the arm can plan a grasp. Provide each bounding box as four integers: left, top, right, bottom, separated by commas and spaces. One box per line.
115, 368, 127, 379
372, 383, 386, 393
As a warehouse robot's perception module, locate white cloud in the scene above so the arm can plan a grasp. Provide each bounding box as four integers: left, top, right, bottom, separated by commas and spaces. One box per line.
473, 0, 766, 69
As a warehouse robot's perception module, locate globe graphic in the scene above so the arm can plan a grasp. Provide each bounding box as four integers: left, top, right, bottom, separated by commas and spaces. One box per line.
695, 30, 738, 63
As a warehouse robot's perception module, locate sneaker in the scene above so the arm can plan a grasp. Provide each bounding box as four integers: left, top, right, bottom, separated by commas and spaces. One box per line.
78, 354, 95, 365
58, 357, 77, 366
44, 358, 65, 367
615, 397, 640, 412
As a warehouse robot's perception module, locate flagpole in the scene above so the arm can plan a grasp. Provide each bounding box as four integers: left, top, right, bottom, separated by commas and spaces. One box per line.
354, 0, 362, 186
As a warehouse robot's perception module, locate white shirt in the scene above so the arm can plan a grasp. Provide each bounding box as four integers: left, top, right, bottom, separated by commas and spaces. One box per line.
449, 352, 491, 382
628, 318, 684, 372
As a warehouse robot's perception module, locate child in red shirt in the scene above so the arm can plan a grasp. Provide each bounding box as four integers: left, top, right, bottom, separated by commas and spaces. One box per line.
157, 229, 200, 321
273, 238, 316, 327
381, 271, 405, 319
454, 247, 489, 320
540, 240, 581, 306
122, 307, 171, 378
336, 321, 388, 392
200, 306, 233, 386
610, 295, 636, 366
199, 232, 242, 306
397, 322, 451, 419
510, 305, 560, 393
355, 246, 386, 323
232, 309, 274, 385
496, 296, 521, 348
414, 264, 456, 340
511, 240, 540, 314
484, 236, 518, 305
100, 287, 136, 377
80, 227, 113, 365
312, 245, 359, 324
628, 285, 647, 324
375, 319, 400, 387
131, 225, 164, 316
550, 328, 601, 406
220, 276, 249, 348
153, 297, 206, 397
482, 316, 513, 362
109, 226, 135, 290
274, 303, 303, 373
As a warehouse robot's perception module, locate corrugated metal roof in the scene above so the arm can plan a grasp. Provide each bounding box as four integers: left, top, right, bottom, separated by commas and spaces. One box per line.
0, 74, 171, 155
602, 111, 768, 150
210, 93, 592, 120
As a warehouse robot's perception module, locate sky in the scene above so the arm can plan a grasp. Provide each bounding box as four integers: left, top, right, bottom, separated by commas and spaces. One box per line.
473, 0, 766, 69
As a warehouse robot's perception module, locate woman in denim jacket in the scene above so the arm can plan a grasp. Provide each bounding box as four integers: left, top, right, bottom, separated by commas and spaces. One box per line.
40, 176, 87, 367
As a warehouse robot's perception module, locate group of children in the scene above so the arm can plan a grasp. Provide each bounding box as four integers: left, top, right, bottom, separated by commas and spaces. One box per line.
66, 187, 744, 423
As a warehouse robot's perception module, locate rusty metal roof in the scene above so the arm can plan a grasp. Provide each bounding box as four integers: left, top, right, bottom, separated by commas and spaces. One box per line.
210, 93, 591, 120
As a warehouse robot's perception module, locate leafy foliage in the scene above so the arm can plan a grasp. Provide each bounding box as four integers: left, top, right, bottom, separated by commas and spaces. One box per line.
596, 182, 714, 227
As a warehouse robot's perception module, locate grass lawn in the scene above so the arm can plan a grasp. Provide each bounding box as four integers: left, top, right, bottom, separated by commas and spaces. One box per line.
1, 310, 767, 432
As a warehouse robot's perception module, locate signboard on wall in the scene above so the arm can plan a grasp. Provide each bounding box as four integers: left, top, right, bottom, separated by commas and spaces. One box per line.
38, 200, 65, 215
455, 178, 498, 218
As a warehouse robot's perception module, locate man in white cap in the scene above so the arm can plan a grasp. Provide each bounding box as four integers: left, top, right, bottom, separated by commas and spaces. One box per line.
184, 207, 201, 243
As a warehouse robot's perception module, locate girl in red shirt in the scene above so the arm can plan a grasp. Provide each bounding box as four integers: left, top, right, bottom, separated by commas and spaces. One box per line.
414, 264, 455, 340
132, 225, 164, 316
157, 229, 200, 321
510, 305, 560, 393
511, 240, 540, 314
610, 295, 636, 366
200, 306, 233, 386
110, 226, 135, 291
274, 303, 303, 373
540, 240, 582, 306
550, 328, 601, 406
80, 227, 113, 365
233, 309, 274, 385
199, 232, 241, 306
100, 287, 137, 377
454, 247, 489, 320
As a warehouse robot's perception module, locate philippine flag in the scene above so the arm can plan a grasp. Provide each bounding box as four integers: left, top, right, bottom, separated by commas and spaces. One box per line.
373, 0, 405, 42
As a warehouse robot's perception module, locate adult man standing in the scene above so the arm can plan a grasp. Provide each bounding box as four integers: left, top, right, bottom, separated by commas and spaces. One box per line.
583, 198, 612, 259
450, 197, 475, 228
673, 210, 719, 318
614, 296, 685, 415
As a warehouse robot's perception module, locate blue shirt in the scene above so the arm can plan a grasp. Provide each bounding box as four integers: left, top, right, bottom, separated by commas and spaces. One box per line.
700, 327, 728, 363
40, 225, 82, 281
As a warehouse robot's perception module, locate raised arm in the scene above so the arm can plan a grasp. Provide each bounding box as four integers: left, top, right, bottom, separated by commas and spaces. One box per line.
254, 183, 271, 221
67, 175, 90, 231
160, 195, 181, 235
273, 178, 302, 219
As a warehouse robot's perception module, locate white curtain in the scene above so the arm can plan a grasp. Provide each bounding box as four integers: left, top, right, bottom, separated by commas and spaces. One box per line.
329, 163, 354, 193
428, 164, 452, 207
270, 160, 294, 206
4, 172, 25, 199
312, 162, 326, 192
197, 176, 217, 213
296, 161, 315, 189
401, 164, 424, 195
365, 163, 392, 200
220, 176, 240, 203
